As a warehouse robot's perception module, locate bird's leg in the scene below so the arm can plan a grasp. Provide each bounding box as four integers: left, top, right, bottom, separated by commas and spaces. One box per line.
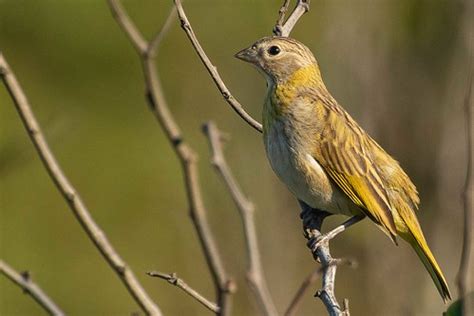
308, 214, 366, 253
298, 201, 332, 234
298, 200, 332, 248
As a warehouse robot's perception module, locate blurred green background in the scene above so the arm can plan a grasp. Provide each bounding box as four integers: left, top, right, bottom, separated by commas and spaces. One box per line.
1, 0, 471, 315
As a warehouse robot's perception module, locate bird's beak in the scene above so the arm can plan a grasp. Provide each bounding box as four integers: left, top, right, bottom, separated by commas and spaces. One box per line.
234, 46, 257, 63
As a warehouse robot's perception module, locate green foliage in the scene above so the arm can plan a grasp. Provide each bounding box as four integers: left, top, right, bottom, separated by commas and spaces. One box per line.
444, 292, 474, 316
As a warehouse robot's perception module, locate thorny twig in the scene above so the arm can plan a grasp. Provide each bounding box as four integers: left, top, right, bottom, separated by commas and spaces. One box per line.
0, 260, 65, 316
147, 271, 220, 313
107, 1, 235, 315
203, 122, 277, 316
0, 52, 161, 316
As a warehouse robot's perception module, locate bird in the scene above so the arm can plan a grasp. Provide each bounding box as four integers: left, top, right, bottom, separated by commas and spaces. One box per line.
235, 36, 451, 302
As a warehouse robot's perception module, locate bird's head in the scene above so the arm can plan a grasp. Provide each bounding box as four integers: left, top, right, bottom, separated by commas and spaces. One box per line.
235, 37, 320, 85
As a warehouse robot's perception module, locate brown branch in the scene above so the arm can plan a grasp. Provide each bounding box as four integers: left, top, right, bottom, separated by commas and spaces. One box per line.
273, 0, 310, 37
202, 121, 277, 316
173, 0, 263, 133
0, 54, 161, 316
148, 7, 177, 58
285, 268, 321, 316
274, 0, 292, 35
456, 62, 473, 309
107, 1, 235, 315
147, 271, 220, 313
299, 203, 350, 316
284, 259, 355, 316
0, 260, 65, 316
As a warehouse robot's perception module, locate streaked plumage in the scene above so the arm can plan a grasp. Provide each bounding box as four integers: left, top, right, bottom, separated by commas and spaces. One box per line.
236, 36, 451, 302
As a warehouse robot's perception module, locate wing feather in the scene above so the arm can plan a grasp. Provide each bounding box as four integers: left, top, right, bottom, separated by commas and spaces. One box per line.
314, 102, 398, 241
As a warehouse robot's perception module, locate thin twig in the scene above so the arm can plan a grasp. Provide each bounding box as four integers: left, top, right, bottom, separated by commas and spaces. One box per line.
299, 202, 350, 316
456, 62, 473, 311
273, 0, 310, 37
285, 267, 321, 316
107, 0, 147, 53
0, 260, 65, 316
202, 121, 277, 316
173, 0, 262, 133
274, 0, 292, 35
147, 271, 219, 313
148, 6, 177, 57
107, 1, 235, 315
284, 259, 355, 316
0, 53, 161, 316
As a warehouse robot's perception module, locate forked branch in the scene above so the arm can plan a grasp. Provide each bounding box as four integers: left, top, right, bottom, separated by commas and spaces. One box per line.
0, 53, 161, 316
107, 1, 235, 315
273, 0, 311, 37
284, 259, 355, 316
299, 203, 351, 316
203, 122, 277, 316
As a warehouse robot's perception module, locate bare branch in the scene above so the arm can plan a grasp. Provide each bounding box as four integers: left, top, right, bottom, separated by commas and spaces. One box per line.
456, 60, 473, 308
284, 259, 355, 316
0, 260, 64, 316
173, 0, 263, 133
285, 268, 321, 316
147, 271, 220, 313
274, 0, 292, 35
202, 122, 277, 316
299, 202, 350, 316
107, 0, 147, 53
107, 1, 235, 315
0, 53, 161, 316
148, 7, 177, 58
273, 0, 310, 37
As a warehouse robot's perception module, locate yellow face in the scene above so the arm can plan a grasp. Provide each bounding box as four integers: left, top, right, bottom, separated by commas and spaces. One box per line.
235, 37, 317, 84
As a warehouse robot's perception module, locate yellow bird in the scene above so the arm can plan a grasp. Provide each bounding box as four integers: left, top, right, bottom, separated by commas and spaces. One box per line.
235, 37, 451, 302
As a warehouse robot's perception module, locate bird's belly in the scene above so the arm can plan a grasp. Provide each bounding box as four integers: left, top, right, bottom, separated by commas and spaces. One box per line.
264, 125, 357, 216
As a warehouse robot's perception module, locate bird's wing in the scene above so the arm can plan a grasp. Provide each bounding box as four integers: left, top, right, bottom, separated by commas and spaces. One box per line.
312, 102, 398, 241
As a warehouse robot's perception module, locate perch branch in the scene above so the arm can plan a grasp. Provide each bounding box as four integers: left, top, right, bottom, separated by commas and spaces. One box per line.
0, 53, 161, 316
299, 202, 350, 316
107, 1, 235, 315
202, 121, 277, 316
0, 260, 65, 316
284, 259, 355, 316
147, 271, 219, 313
173, 0, 262, 133
273, 0, 311, 37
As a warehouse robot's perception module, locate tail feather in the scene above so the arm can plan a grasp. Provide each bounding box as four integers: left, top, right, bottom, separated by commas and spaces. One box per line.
395, 209, 451, 302
404, 231, 452, 302
391, 191, 451, 302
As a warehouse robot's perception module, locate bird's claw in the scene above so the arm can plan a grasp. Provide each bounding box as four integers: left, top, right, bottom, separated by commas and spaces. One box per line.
307, 234, 329, 253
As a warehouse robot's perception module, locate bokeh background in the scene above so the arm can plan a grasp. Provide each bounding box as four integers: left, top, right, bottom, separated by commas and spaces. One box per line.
1, 0, 472, 315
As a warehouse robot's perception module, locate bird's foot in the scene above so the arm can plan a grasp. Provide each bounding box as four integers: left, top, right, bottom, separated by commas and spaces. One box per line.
307, 234, 329, 254
306, 214, 366, 254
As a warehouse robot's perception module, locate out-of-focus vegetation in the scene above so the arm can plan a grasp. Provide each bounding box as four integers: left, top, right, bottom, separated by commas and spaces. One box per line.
0, 0, 471, 315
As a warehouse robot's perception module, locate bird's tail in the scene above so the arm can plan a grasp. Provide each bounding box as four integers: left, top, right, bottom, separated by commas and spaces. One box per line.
398, 217, 451, 302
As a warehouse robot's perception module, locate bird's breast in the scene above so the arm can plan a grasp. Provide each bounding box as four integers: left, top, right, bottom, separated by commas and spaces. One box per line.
263, 117, 357, 216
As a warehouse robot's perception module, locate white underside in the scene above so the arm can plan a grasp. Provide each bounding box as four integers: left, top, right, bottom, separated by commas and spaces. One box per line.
264, 119, 359, 216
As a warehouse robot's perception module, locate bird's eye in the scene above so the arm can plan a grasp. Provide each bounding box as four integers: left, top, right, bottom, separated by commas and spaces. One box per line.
251, 44, 257, 50
267, 46, 281, 56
